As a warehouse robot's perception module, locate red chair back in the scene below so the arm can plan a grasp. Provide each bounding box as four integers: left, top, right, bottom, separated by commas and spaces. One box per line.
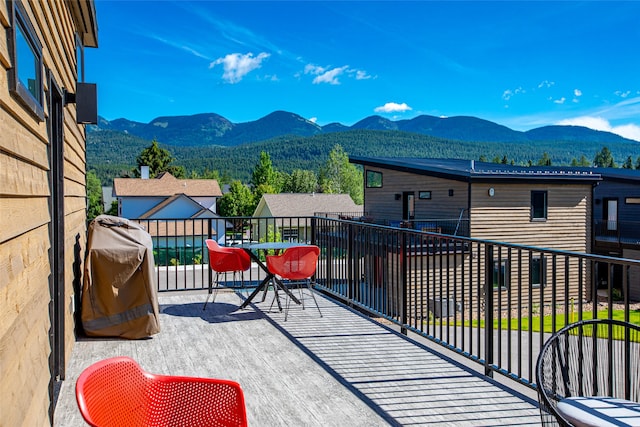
267, 245, 320, 281
206, 239, 251, 273
76, 356, 248, 427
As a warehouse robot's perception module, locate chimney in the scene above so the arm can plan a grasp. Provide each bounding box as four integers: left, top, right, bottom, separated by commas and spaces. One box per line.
470, 160, 475, 171
141, 166, 150, 179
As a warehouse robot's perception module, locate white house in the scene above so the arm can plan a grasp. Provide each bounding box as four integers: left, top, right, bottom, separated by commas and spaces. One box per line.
112, 172, 225, 264
112, 172, 222, 218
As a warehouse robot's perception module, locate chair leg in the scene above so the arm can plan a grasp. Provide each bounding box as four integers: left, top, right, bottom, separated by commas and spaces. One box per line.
203, 272, 221, 310
305, 280, 322, 318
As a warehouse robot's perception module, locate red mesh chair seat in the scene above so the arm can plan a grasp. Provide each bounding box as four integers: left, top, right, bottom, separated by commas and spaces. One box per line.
204, 239, 251, 309
266, 245, 322, 320
76, 356, 248, 427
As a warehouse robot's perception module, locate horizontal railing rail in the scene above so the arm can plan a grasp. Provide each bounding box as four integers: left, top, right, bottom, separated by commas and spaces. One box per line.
131, 216, 639, 390
594, 219, 640, 245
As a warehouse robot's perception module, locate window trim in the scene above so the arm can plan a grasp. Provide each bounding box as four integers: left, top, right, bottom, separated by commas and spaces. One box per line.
493, 259, 509, 291
8, 0, 44, 121
530, 254, 546, 288
531, 190, 548, 221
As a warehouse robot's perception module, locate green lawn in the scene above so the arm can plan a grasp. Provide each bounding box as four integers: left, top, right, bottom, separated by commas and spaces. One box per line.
460, 309, 640, 334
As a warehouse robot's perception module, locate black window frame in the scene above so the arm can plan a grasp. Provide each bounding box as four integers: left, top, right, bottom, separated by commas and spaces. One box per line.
365, 170, 383, 188
8, 0, 44, 121
531, 190, 548, 221
530, 254, 546, 288
492, 259, 509, 291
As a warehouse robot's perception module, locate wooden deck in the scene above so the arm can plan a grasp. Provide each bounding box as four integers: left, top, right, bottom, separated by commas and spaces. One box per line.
54, 289, 542, 426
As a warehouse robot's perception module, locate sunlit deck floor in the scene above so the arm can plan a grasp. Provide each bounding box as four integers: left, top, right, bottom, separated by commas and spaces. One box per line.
54, 288, 542, 426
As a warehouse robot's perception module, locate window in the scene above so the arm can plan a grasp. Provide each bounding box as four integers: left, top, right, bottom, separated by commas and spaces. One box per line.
76, 33, 84, 82
626, 197, 640, 205
531, 191, 547, 220
419, 191, 432, 200
9, 0, 44, 120
282, 228, 299, 242
366, 170, 382, 188
493, 260, 508, 291
530, 255, 546, 288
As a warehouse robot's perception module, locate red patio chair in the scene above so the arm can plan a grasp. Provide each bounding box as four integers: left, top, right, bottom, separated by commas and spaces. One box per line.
76, 356, 248, 427
266, 245, 322, 321
204, 239, 251, 309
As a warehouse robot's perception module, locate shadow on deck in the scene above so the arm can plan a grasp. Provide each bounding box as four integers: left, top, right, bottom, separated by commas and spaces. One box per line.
54, 289, 541, 426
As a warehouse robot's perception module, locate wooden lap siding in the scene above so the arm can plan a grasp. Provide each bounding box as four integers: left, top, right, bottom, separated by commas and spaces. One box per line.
0, 1, 92, 426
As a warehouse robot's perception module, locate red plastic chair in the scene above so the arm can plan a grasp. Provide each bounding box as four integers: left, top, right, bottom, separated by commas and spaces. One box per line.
266, 245, 322, 321
76, 356, 248, 427
204, 239, 251, 309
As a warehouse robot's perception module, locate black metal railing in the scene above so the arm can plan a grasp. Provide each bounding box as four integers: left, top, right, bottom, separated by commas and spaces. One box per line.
594, 219, 640, 246
134, 216, 639, 390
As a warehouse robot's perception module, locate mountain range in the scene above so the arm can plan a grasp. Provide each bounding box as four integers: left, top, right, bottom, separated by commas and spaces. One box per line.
90, 110, 638, 147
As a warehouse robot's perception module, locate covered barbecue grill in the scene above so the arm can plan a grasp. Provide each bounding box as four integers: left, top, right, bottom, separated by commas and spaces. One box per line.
81, 215, 160, 339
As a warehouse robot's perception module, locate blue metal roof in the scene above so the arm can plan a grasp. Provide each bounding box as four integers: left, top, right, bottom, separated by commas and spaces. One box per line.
349, 156, 604, 182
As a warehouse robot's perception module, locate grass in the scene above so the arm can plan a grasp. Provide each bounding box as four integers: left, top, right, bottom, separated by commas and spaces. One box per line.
454, 309, 640, 334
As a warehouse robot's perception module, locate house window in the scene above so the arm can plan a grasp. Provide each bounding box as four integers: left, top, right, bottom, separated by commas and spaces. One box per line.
76, 33, 85, 82
282, 228, 298, 242
419, 191, 431, 200
531, 191, 547, 220
531, 255, 546, 288
366, 170, 382, 188
625, 197, 640, 205
493, 260, 508, 291
9, 0, 44, 120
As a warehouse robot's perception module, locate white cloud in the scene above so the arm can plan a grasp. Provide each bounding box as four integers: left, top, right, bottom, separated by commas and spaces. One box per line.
210, 52, 270, 83
574, 89, 582, 97
556, 116, 640, 141
502, 87, 525, 101
313, 66, 348, 85
554, 97, 566, 104
374, 102, 412, 113
304, 64, 371, 84
538, 80, 555, 88
309, 117, 318, 123
615, 90, 631, 98
354, 70, 372, 80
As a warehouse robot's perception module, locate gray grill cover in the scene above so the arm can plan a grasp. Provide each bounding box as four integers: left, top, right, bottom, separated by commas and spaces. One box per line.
81, 215, 160, 339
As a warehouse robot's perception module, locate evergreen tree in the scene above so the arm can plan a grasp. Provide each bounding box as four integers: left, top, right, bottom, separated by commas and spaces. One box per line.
134, 139, 185, 178
622, 156, 634, 169
636, 157, 640, 170
537, 152, 552, 166
593, 146, 616, 168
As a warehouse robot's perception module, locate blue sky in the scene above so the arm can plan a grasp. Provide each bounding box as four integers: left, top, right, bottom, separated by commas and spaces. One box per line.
87, 1, 640, 141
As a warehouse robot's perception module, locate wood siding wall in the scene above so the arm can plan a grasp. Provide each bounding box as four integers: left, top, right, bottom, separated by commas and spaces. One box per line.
363, 167, 469, 221
469, 182, 592, 252
0, 1, 90, 425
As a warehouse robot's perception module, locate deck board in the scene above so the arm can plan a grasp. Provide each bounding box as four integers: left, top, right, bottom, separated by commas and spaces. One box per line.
54, 289, 541, 426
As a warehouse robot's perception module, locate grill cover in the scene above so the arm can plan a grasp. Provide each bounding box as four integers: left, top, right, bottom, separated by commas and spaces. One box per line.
82, 215, 160, 339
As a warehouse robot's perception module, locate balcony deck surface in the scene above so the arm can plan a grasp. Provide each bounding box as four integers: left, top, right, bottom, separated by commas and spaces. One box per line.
54, 289, 541, 426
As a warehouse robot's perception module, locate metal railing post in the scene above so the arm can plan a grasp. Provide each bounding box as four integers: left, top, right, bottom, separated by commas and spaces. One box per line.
401, 230, 408, 335
484, 244, 494, 378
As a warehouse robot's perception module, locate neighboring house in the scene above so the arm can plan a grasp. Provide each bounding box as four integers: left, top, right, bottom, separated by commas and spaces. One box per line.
253, 193, 363, 242
349, 156, 603, 306
113, 171, 222, 218
113, 172, 225, 264
590, 168, 640, 300
350, 157, 599, 251
0, 1, 98, 424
